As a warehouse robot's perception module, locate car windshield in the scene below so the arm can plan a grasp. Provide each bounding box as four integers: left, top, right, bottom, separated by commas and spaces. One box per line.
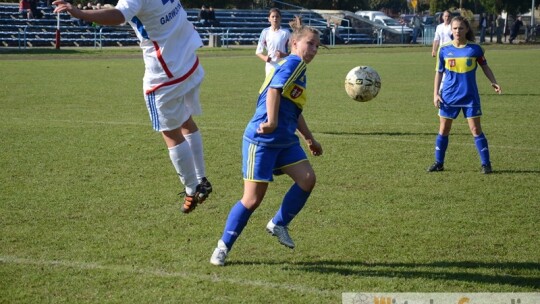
423, 16, 434, 24
383, 18, 401, 26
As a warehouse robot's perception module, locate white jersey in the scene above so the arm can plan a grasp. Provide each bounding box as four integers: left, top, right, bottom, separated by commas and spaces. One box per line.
433, 22, 452, 44
255, 27, 290, 62
115, 0, 203, 94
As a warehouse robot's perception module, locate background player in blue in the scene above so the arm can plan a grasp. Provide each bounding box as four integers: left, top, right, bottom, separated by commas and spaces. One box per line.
428, 16, 502, 174
53, 0, 213, 213
210, 25, 323, 266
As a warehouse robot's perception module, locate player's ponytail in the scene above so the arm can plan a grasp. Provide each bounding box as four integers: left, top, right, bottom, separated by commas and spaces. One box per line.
289, 17, 320, 42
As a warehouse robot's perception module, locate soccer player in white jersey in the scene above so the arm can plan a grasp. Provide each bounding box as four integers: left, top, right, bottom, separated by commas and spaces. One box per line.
256, 8, 291, 75
53, 0, 212, 213
431, 10, 453, 57
210, 24, 323, 266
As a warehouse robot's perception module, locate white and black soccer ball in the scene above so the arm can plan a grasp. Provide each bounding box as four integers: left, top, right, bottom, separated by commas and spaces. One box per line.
344, 66, 382, 102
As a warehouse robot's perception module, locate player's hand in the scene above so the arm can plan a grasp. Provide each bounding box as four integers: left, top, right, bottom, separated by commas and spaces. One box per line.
256, 121, 276, 134
433, 94, 442, 108
275, 50, 287, 58
53, 0, 74, 14
492, 83, 502, 94
306, 139, 323, 156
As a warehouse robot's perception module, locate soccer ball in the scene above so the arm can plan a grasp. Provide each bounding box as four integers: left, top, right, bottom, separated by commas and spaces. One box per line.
344, 66, 381, 102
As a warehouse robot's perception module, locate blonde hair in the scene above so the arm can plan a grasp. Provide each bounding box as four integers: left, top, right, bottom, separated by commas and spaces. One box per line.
289, 16, 319, 39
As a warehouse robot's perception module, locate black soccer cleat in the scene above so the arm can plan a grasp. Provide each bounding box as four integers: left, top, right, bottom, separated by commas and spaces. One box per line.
427, 162, 444, 172
199, 177, 213, 196
481, 163, 493, 174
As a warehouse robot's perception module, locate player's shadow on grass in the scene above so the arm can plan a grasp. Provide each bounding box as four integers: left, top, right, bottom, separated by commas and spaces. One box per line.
321, 131, 473, 137
492, 169, 540, 174
481, 93, 540, 97
290, 260, 540, 289
228, 260, 539, 288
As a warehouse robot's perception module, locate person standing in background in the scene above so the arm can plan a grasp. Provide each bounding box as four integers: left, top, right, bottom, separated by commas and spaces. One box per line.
410, 13, 422, 44
479, 13, 487, 43
432, 10, 453, 57
495, 14, 504, 44
255, 8, 291, 75
509, 16, 523, 44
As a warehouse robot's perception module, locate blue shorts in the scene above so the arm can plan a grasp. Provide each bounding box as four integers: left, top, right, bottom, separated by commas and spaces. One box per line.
439, 103, 482, 119
242, 139, 307, 182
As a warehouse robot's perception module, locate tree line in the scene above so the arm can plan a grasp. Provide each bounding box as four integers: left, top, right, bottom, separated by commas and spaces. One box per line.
7, 0, 535, 16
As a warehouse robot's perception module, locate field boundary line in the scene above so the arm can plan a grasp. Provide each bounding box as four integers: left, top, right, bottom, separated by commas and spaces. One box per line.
0, 255, 337, 297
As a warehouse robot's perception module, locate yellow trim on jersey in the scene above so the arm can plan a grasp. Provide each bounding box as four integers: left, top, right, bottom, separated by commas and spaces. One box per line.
258, 59, 307, 109
283, 60, 306, 92
258, 66, 276, 93
282, 61, 307, 109
445, 57, 477, 73
282, 81, 307, 109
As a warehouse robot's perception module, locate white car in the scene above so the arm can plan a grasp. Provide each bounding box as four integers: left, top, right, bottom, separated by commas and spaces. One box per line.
355, 10, 389, 22
373, 16, 413, 34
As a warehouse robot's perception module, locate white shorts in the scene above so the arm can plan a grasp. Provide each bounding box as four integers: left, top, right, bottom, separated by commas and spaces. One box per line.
144, 67, 203, 132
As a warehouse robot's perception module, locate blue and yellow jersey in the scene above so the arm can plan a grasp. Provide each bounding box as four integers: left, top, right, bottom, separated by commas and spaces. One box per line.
436, 42, 487, 107
244, 54, 307, 148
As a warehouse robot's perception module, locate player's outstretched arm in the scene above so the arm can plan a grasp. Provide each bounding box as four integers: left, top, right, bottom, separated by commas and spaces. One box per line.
53, 0, 125, 26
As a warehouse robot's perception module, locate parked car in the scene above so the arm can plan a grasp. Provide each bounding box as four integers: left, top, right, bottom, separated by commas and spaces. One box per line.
373, 16, 413, 34
355, 10, 389, 21
422, 15, 435, 27
399, 14, 415, 25
399, 14, 433, 37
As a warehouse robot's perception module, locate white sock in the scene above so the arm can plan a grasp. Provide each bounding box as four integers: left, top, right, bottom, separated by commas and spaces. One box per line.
168, 141, 198, 195
184, 131, 206, 182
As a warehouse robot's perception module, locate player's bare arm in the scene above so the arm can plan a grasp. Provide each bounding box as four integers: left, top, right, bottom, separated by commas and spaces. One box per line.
53, 0, 125, 25
297, 114, 322, 156
433, 72, 443, 108
480, 65, 502, 94
257, 88, 281, 134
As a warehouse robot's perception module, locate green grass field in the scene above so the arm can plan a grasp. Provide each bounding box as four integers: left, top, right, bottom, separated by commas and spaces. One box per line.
1, 45, 539, 303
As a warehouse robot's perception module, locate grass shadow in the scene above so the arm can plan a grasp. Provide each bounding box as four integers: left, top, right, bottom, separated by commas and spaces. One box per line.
230, 260, 540, 289
294, 260, 540, 289
491, 170, 540, 174
321, 131, 472, 137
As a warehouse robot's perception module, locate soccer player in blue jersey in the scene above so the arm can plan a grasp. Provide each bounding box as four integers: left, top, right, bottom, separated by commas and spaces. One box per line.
210, 25, 323, 266
53, 0, 212, 212
428, 16, 502, 174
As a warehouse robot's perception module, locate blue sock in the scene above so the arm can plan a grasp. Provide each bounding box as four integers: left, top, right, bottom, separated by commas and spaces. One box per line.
474, 133, 491, 165
435, 134, 449, 164
272, 183, 311, 226
221, 201, 253, 250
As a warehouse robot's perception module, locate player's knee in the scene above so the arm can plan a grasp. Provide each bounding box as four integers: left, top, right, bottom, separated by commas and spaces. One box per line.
298, 172, 316, 192
469, 125, 482, 136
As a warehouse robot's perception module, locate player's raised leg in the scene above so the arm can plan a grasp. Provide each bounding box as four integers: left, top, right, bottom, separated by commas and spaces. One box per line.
267, 160, 315, 249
